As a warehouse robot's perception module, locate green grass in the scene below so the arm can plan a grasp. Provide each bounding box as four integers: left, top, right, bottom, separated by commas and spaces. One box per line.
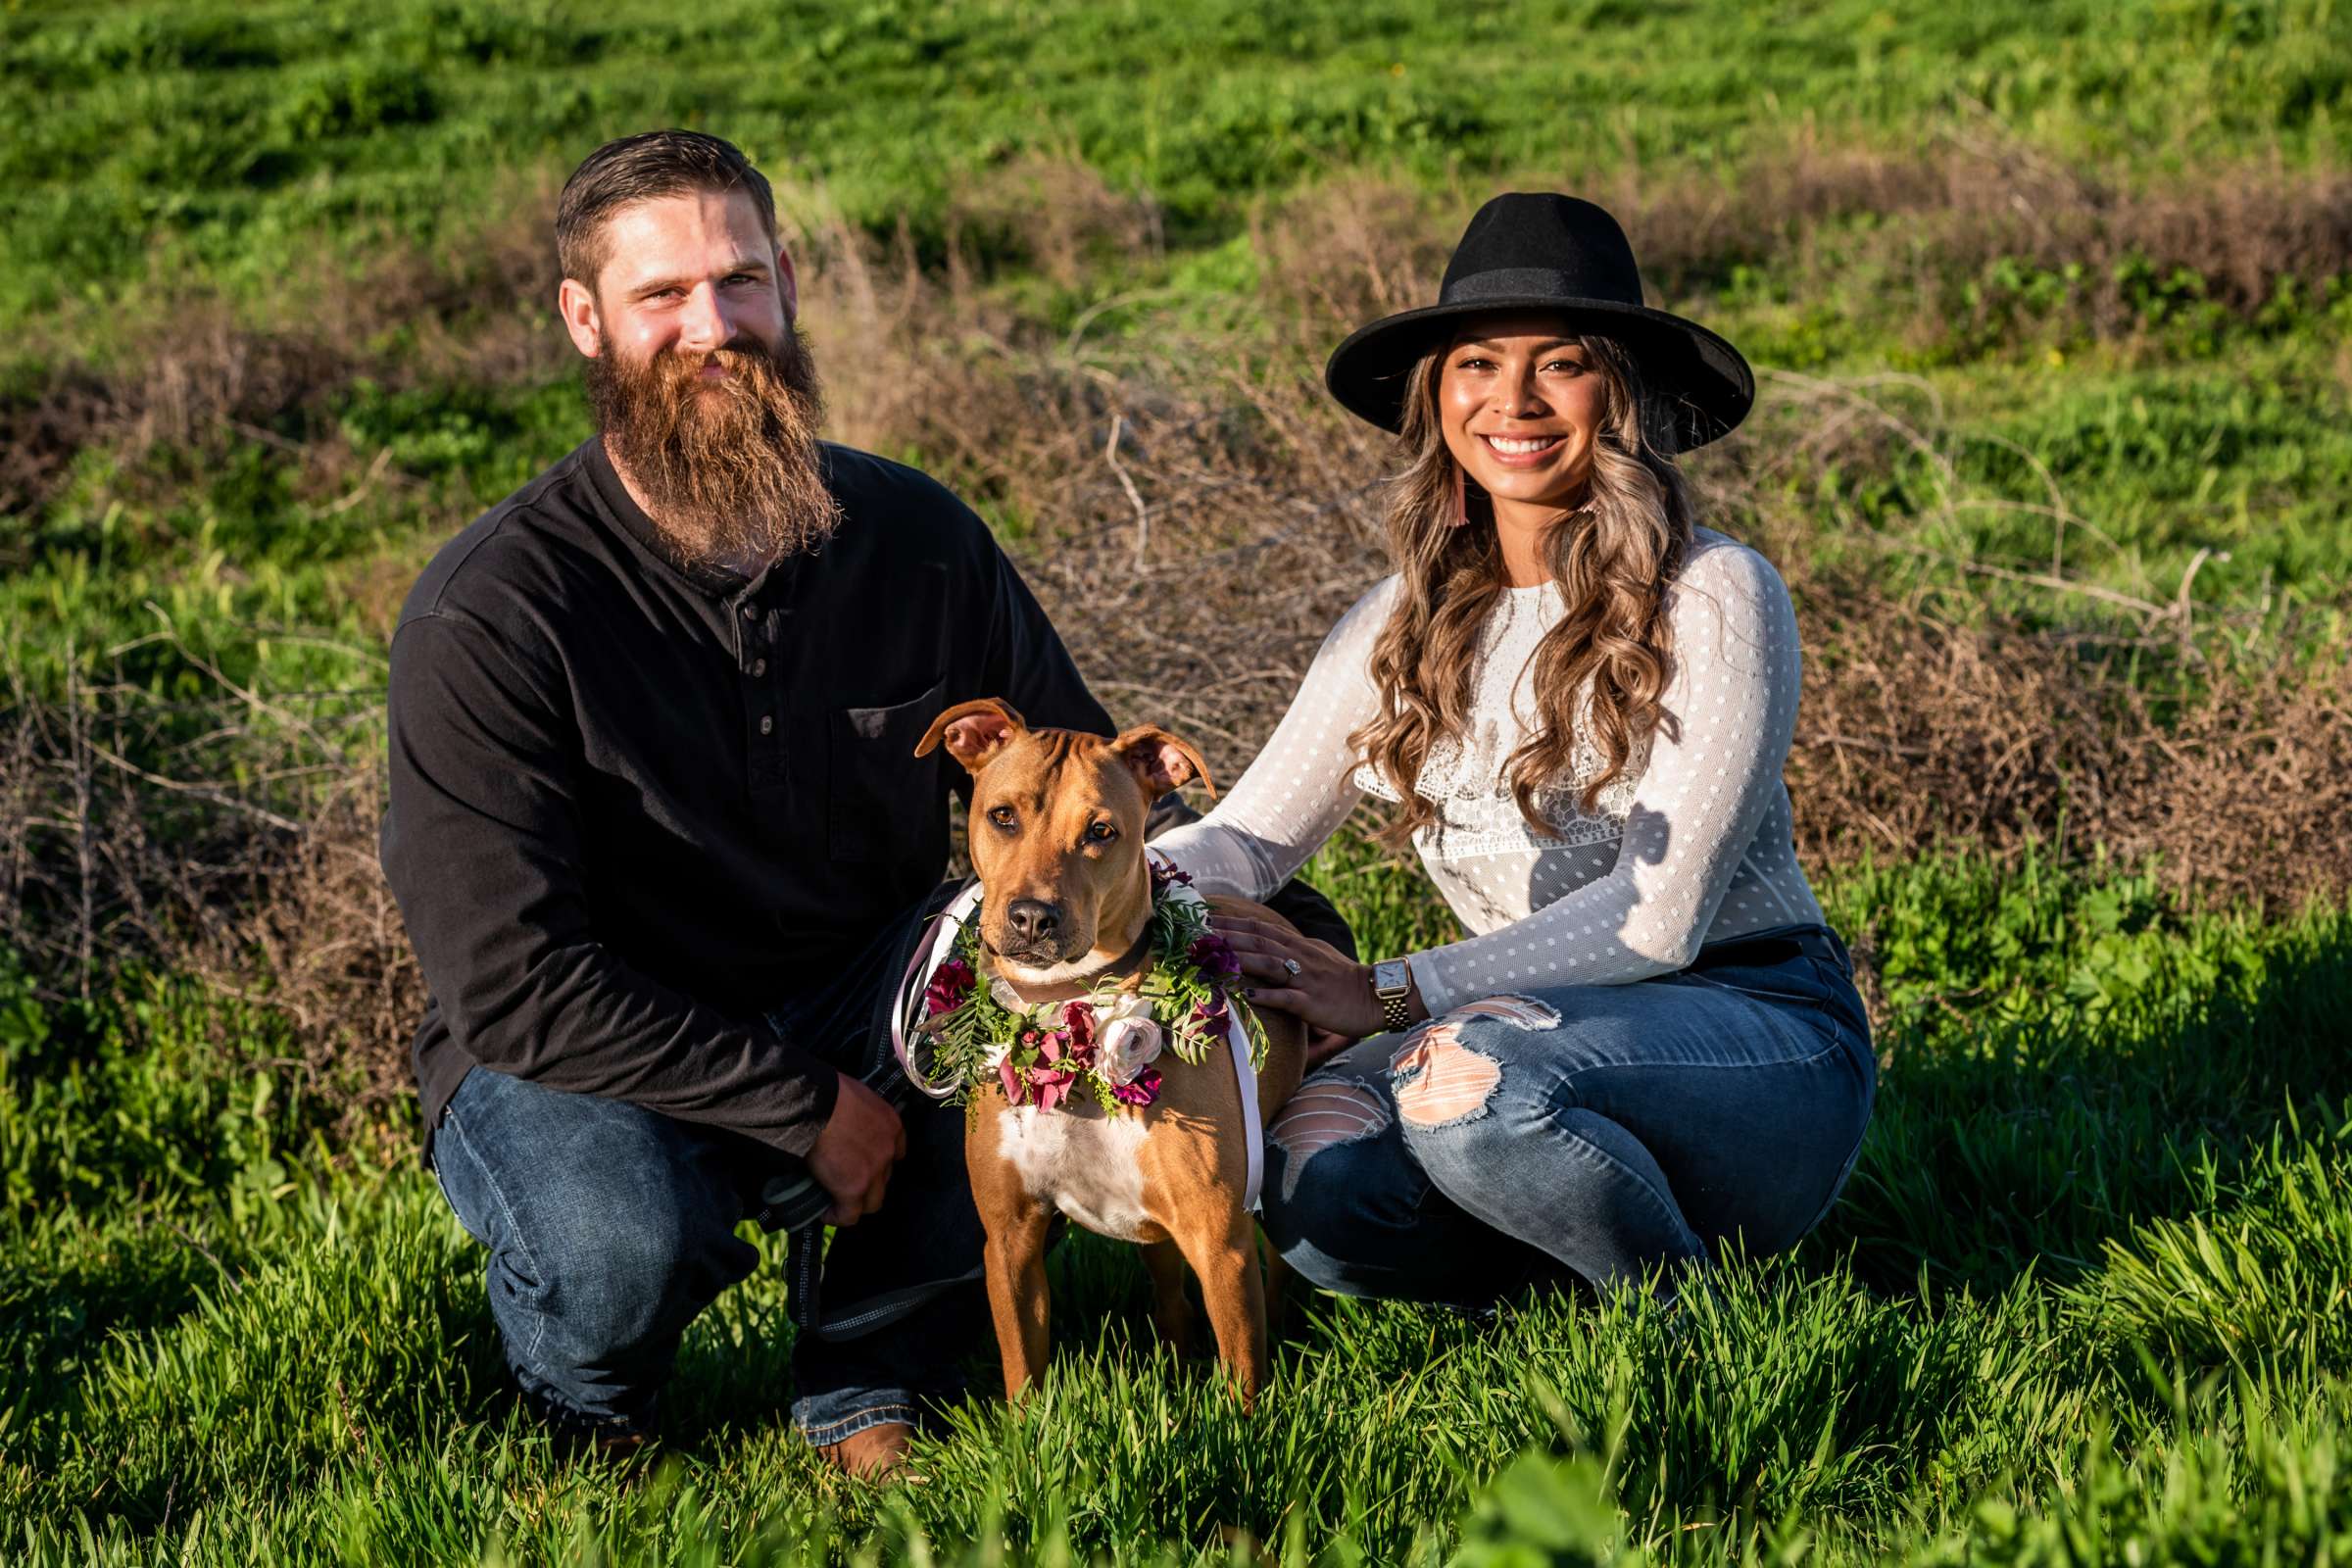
5, 1, 2350, 1561
5, 0, 2347, 333
4, 850, 2349, 1562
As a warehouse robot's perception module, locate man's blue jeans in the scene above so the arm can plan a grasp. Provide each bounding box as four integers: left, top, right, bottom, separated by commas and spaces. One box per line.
1258, 924, 1876, 1305
428, 891, 979, 1446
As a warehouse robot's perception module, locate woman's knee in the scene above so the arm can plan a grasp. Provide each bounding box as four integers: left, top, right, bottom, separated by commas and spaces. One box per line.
1383, 994, 1575, 1128
1261, 1076, 1416, 1280
1262, 1066, 1567, 1306
1384, 1003, 1561, 1176
1384, 1007, 1700, 1251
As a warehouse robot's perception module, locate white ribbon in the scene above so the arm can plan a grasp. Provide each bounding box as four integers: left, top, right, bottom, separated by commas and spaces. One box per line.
1228, 999, 1263, 1213
1152, 852, 1264, 1212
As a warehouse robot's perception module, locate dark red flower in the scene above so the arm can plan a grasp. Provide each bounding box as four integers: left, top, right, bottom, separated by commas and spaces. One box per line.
1027, 1065, 1071, 1112
1111, 1065, 1162, 1106
1192, 995, 1231, 1039
923, 957, 977, 1017
1189, 932, 1242, 983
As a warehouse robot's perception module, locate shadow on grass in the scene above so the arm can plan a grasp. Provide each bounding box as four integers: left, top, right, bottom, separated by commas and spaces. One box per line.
1, 1232, 221, 1423
1807, 912, 2352, 1296
660, 1217, 1177, 1453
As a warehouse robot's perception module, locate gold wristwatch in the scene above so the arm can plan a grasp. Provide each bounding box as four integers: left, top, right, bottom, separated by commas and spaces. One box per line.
1370, 958, 1413, 1033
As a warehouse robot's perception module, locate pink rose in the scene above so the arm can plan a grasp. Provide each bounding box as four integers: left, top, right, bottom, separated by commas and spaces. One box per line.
1028, 1066, 1070, 1112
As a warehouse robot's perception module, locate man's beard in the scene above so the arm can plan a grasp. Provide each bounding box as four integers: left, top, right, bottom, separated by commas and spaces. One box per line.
585, 326, 843, 569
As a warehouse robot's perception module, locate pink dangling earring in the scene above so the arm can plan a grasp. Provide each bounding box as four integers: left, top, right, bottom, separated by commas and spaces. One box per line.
1450, 463, 1471, 528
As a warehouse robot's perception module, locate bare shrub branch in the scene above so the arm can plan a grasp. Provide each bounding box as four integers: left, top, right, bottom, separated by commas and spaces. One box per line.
4, 147, 2346, 1125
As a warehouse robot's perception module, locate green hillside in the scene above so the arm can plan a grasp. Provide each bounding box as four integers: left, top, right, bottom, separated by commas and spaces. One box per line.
4, 1, 2350, 1562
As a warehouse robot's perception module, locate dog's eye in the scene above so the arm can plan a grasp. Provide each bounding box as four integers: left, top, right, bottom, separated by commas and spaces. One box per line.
988, 806, 1017, 831
1086, 820, 1118, 843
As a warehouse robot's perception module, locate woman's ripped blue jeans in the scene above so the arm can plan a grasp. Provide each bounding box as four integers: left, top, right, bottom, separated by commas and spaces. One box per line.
1258, 924, 1875, 1305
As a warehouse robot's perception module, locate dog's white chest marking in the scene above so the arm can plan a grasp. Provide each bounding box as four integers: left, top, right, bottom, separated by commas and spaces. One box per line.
995, 1105, 1152, 1241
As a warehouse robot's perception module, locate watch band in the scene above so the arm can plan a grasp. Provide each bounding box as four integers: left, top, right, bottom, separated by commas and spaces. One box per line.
1371, 959, 1413, 1033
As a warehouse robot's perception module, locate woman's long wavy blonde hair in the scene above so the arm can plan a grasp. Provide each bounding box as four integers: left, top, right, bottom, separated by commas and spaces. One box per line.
1349, 329, 1696, 851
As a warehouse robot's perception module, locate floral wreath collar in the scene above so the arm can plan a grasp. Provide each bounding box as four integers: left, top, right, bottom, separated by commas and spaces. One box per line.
913, 862, 1266, 1112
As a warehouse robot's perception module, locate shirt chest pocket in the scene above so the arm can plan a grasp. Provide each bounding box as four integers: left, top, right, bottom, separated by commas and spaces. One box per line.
827, 675, 950, 862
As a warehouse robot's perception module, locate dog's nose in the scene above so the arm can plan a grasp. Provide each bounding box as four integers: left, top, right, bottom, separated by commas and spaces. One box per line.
1004, 899, 1062, 945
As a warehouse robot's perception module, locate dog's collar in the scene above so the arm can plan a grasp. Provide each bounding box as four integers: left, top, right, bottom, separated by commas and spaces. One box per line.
988, 921, 1156, 1007
896, 857, 1266, 1121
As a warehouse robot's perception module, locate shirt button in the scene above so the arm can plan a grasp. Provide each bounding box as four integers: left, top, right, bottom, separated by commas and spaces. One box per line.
741, 602, 760, 622
751, 658, 767, 677
759, 714, 774, 736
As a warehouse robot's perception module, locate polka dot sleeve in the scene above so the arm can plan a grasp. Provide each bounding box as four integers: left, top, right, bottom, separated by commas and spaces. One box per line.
1150, 575, 1399, 898
1402, 542, 1805, 1013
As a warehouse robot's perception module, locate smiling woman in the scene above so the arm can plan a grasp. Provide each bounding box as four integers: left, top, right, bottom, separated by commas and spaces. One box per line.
1435, 320, 1611, 584
1152, 192, 1875, 1311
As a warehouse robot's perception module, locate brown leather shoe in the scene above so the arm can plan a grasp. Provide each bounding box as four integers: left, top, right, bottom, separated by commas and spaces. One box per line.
521, 1388, 657, 1470
816, 1420, 916, 1482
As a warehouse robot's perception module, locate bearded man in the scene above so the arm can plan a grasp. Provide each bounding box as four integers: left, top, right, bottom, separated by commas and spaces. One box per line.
380, 130, 1345, 1479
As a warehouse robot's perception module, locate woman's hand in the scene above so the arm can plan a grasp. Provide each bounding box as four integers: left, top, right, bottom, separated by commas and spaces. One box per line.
1215, 913, 1422, 1065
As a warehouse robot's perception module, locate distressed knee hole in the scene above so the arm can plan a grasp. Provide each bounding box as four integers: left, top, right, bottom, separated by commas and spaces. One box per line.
1269, 1081, 1391, 1202
1389, 1023, 1503, 1127
1442, 994, 1559, 1030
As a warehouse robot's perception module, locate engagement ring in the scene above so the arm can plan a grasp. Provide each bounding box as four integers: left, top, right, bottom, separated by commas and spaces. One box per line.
1282, 957, 1302, 975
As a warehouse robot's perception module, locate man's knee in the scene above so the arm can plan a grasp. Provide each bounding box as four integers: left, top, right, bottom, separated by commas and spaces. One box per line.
598, 1198, 725, 1302
528, 1162, 753, 1338
439, 1082, 757, 1367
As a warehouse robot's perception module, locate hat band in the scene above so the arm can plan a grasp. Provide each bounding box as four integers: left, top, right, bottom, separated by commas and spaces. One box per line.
1440, 267, 1641, 308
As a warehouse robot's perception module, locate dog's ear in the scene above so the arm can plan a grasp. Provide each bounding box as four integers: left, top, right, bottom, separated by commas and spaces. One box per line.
1111, 725, 1217, 803
915, 698, 1028, 772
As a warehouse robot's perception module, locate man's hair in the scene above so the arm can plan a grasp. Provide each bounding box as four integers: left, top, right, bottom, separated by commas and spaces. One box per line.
555, 129, 777, 290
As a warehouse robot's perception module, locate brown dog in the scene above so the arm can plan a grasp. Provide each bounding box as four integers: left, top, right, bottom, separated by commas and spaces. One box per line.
908, 698, 1305, 1403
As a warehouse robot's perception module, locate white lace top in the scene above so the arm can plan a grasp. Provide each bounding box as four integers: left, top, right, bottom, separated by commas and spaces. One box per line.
1152, 526, 1826, 1015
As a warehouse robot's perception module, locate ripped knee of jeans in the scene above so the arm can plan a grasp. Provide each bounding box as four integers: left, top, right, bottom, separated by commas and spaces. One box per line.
1431, 994, 1560, 1031
1385, 993, 1555, 1128
1269, 1078, 1391, 1203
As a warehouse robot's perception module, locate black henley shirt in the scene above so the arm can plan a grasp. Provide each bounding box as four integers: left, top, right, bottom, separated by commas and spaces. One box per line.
382, 437, 1112, 1163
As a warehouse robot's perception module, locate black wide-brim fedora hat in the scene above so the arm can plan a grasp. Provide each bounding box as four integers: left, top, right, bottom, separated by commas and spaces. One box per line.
1325, 192, 1754, 455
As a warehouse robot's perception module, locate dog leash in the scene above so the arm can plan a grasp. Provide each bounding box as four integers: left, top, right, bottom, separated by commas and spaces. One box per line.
783, 880, 982, 1337
888, 879, 988, 1100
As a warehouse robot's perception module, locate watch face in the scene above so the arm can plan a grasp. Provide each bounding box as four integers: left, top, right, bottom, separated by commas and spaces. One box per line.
1373, 959, 1409, 995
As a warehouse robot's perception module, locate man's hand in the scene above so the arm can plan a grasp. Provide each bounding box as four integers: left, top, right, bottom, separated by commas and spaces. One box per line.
1303, 1028, 1356, 1071
808, 1073, 906, 1224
